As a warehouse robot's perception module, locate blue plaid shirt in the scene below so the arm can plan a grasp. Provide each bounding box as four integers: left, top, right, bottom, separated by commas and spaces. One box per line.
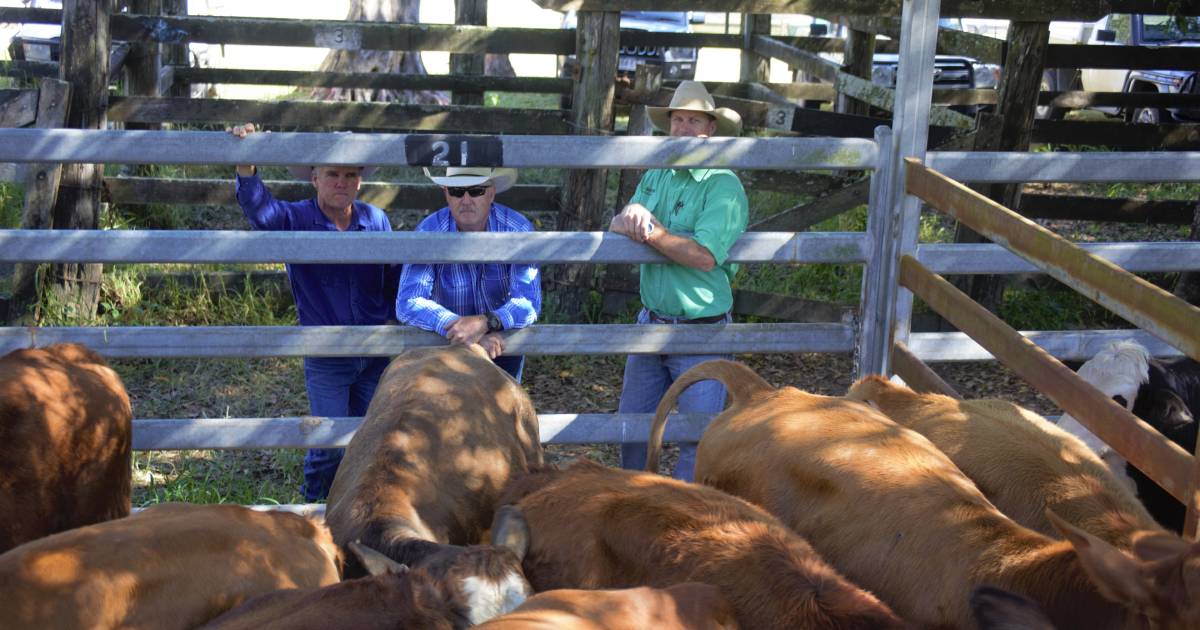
395, 202, 541, 335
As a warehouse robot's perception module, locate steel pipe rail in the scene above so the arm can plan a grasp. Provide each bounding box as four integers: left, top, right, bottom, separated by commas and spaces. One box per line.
0, 129, 880, 170
0, 323, 856, 358
132, 413, 714, 450
0, 230, 869, 265
916, 242, 1200, 274
926, 151, 1200, 183
908, 329, 1184, 362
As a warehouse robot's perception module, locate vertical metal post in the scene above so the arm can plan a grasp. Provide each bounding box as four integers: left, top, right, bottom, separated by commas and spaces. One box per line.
888, 0, 942, 354
856, 124, 895, 377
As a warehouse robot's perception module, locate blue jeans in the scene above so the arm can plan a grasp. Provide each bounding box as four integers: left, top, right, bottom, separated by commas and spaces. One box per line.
301, 356, 390, 501
618, 309, 730, 482
493, 354, 525, 383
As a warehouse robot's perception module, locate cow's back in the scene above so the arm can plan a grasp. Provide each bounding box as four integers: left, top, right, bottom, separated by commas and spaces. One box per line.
0, 502, 341, 630
475, 584, 737, 630
0, 343, 132, 552
327, 345, 542, 549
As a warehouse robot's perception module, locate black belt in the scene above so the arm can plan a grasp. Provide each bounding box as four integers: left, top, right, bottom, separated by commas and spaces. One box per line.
648, 311, 728, 324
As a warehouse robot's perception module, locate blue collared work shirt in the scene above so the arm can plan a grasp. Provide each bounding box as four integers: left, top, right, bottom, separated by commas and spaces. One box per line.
395, 202, 541, 335
236, 174, 398, 327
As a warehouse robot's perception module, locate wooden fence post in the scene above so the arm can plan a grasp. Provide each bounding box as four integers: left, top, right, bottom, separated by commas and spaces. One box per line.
946, 21, 1049, 322
162, 0, 188, 97
740, 14, 771, 84
7, 78, 71, 324
47, 0, 110, 321
553, 10, 618, 318
451, 0, 486, 106
839, 28, 876, 116
125, 0, 162, 108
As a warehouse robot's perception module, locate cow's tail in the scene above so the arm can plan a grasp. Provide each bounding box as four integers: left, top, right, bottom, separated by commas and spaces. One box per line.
645, 360, 773, 473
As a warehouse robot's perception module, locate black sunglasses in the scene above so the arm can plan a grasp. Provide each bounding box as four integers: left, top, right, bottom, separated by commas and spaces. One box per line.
446, 185, 491, 198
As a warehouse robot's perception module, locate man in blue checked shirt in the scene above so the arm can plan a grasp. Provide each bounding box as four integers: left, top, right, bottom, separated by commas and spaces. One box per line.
229, 123, 399, 502
395, 167, 541, 382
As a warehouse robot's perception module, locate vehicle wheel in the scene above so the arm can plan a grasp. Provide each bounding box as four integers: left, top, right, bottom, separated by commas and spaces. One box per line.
1034, 71, 1065, 120
1131, 106, 1161, 125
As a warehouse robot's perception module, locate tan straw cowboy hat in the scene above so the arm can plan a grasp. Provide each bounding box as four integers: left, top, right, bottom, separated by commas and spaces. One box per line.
647, 80, 743, 137
423, 167, 518, 194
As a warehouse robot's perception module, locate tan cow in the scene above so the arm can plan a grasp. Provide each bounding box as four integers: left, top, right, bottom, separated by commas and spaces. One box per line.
0, 343, 131, 552
201, 539, 529, 630
474, 583, 738, 630
324, 345, 540, 617
846, 375, 1162, 546
0, 503, 341, 630
647, 359, 1200, 629
496, 459, 904, 630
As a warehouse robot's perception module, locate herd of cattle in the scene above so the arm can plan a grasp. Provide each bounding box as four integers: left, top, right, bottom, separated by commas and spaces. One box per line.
0, 339, 1197, 629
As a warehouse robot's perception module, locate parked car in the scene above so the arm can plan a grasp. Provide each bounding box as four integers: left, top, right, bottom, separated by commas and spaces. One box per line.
1063, 14, 1200, 124
559, 11, 701, 82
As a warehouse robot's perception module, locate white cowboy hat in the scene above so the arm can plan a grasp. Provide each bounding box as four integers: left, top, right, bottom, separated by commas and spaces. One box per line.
647, 80, 743, 137
287, 165, 378, 181
423, 167, 518, 194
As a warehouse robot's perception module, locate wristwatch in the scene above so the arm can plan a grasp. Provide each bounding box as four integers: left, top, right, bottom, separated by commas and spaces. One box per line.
486, 311, 503, 333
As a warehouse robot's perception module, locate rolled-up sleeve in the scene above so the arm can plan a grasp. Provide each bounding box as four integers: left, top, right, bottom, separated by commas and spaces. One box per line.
493, 263, 541, 330
691, 174, 748, 266
395, 263, 459, 336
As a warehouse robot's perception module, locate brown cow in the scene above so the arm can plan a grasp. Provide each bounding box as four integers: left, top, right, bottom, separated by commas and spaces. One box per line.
201, 539, 528, 630
0, 502, 341, 630
0, 343, 131, 552
324, 344, 540, 618
647, 360, 1200, 629
846, 375, 1162, 546
496, 459, 904, 630
474, 583, 738, 630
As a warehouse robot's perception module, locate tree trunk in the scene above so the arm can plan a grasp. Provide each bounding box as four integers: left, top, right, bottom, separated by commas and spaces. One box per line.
311, 0, 448, 105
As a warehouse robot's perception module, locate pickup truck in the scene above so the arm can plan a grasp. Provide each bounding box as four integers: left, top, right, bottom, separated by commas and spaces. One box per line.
560, 11, 701, 82
1047, 14, 1200, 124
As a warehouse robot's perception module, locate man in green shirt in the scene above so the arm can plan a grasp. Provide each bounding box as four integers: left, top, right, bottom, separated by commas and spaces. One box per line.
609, 81, 749, 481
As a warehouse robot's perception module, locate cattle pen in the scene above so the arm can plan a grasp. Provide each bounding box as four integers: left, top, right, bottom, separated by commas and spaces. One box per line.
2, 0, 1200, 539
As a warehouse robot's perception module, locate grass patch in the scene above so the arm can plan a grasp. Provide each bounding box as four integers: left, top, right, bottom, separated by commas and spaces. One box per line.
0, 182, 21, 228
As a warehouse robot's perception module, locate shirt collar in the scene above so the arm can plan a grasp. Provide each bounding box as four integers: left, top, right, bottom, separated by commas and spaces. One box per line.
312, 200, 369, 231
671, 168, 714, 182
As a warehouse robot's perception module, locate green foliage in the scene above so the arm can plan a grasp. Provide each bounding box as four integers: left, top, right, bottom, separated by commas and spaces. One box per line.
0, 182, 21, 228
998, 285, 1125, 330
486, 92, 561, 110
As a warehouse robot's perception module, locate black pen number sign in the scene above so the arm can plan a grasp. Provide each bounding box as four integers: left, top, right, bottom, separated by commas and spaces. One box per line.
405, 135, 503, 167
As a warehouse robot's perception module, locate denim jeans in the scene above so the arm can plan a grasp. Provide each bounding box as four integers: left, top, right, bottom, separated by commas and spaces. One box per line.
493, 354, 525, 383
301, 356, 390, 501
618, 309, 730, 482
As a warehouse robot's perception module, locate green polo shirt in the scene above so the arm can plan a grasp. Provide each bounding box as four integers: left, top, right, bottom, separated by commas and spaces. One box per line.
631, 168, 748, 319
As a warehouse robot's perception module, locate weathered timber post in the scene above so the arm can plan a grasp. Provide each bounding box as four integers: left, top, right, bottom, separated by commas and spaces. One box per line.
839, 28, 876, 116
47, 0, 110, 320
125, 0, 162, 109
740, 14, 771, 84
451, 0, 486, 106
948, 22, 1050, 320
7, 78, 71, 324
552, 10, 619, 318
602, 65, 660, 315
162, 0, 188, 97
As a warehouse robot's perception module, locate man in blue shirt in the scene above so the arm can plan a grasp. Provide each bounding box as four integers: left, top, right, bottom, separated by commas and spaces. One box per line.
229, 123, 398, 502
395, 167, 541, 381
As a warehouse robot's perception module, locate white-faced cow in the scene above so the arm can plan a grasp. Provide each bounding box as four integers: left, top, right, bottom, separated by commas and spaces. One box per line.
324, 344, 540, 619
0, 343, 131, 552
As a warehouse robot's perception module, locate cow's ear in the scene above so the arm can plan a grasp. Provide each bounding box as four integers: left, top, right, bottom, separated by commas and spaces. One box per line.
490, 505, 529, 562
349, 540, 409, 576
1047, 509, 1152, 607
